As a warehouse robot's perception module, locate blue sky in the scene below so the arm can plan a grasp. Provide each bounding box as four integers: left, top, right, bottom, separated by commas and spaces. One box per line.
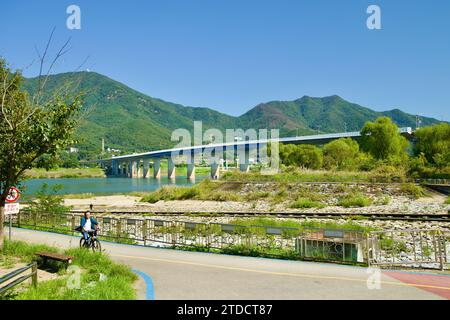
0, 0, 449, 120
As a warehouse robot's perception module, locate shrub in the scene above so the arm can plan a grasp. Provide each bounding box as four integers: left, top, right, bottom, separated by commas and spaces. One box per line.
338, 193, 372, 208
290, 198, 325, 209
369, 165, 407, 182
399, 183, 426, 199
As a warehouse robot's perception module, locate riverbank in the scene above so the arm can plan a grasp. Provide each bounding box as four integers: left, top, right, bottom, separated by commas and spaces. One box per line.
63, 181, 450, 215
25, 168, 106, 179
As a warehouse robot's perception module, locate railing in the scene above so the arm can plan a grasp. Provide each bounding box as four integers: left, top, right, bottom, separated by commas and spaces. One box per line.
11, 211, 368, 265
367, 229, 450, 270
9, 211, 450, 270
418, 178, 450, 186
0, 262, 37, 296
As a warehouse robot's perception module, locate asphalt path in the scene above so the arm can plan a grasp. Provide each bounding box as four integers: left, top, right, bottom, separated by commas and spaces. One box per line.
9, 227, 450, 300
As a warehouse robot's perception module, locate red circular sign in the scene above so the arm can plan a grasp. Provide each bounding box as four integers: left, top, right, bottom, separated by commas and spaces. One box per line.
6, 187, 20, 203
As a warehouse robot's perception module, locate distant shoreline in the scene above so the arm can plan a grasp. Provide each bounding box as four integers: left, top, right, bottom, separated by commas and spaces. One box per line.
24, 168, 106, 179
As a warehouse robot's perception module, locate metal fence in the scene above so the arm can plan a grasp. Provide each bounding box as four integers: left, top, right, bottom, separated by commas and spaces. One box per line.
0, 262, 37, 296
11, 211, 369, 265
9, 211, 450, 270
367, 229, 450, 270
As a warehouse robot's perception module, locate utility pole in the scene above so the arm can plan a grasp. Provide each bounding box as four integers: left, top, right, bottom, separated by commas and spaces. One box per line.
415, 115, 421, 130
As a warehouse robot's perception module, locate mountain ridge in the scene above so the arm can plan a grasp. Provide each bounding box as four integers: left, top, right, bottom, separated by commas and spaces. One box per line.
22, 71, 444, 158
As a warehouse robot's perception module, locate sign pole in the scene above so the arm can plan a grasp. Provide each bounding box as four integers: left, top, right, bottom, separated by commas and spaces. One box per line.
9, 214, 12, 241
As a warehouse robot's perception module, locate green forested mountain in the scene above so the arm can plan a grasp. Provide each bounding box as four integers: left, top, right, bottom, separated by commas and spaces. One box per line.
23, 72, 443, 158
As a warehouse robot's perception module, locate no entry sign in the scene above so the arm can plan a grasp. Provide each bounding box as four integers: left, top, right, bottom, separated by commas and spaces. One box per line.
6, 186, 20, 203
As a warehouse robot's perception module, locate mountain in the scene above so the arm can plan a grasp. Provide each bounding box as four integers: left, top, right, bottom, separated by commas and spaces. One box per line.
22, 72, 444, 158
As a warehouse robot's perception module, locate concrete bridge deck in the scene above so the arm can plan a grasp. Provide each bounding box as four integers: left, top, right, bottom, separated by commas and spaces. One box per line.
98, 127, 413, 180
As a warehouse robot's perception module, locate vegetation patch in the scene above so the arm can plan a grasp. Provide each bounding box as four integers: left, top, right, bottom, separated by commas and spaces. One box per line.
398, 183, 427, 199
24, 168, 106, 179
141, 179, 243, 203
1, 240, 137, 300
290, 198, 325, 209
337, 193, 372, 208
228, 217, 376, 233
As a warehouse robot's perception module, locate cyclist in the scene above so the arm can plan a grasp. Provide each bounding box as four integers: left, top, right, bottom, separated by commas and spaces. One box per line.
80, 211, 99, 244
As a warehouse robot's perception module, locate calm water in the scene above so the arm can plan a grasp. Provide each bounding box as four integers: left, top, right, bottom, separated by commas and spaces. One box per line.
21, 175, 208, 197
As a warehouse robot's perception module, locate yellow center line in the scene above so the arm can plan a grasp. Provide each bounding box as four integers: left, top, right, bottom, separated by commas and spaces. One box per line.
110, 253, 450, 291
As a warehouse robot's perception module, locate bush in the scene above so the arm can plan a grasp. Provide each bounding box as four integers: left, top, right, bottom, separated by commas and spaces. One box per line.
323, 138, 361, 170
338, 193, 372, 208
399, 183, 426, 199
28, 183, 72, 214
290, 198, 325, 209
369, 165, 407, 182
280, 144, 323, 169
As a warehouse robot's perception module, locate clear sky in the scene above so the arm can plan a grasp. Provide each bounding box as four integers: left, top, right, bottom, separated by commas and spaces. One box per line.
0, 0, 449, 120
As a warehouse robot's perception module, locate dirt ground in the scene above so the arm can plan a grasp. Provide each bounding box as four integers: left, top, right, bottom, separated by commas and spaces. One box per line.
64, 191, 449, 215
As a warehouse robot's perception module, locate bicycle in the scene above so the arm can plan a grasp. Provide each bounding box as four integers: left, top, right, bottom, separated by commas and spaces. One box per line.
79, 229, 102, 252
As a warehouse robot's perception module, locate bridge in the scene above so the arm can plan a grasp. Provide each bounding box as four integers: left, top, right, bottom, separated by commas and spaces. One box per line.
99, 127, 413, 180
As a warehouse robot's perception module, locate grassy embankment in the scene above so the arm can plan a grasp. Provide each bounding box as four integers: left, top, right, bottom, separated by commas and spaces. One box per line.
25, 163, 211, 180
25, 168, 106, 179
0, 240, 137, 300
139, 171, 427, 209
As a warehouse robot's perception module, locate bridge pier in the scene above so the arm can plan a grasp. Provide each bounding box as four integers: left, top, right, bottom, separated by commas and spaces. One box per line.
239, 163, 250, 173
143, 159, 150, 178
168, 158, 176, 180
129, 160, 139, 178
211, 163, 220, 180
153, 159, 161, 179
111, 160, 119, 176
187, 163, 195, 181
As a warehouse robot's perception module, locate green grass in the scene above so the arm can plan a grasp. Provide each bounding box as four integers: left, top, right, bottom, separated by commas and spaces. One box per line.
398, 183, 427, 199
290, 198, 325, 209
228, 217, 376, 233
444, 197, 450, 205
1, 240, 137, 300
24, 168, 106, 179
221, 169, 373, 183
140, 179, 243, 203
337, 193, 372, 208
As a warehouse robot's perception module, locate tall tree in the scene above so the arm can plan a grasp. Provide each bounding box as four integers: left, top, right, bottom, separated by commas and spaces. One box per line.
360, 117, 409, 162
323, 138, 360, 170
0, 58, 81, 249
414, 123, 450, 167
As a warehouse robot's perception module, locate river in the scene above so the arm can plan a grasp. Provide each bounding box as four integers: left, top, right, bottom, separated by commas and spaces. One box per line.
21, 175, 208, 196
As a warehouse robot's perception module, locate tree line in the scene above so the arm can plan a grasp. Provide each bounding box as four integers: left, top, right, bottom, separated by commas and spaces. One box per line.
280, 117, 450, 179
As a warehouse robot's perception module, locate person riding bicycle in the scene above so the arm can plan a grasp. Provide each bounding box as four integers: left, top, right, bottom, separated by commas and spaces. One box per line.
80, 211, 99, 244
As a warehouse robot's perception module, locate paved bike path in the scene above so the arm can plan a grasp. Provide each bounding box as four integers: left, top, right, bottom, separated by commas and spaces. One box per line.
10, 227, 450, 300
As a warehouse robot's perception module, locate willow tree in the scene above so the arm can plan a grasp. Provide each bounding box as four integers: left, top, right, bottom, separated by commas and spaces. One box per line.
0, 58, 82, 249
360, 117, 409, 163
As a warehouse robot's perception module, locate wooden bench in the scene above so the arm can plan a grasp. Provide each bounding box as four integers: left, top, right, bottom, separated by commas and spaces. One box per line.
35, 252, 73, 268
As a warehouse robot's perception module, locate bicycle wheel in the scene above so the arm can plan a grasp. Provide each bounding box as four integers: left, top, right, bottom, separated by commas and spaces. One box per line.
92, 239, 102, 252
80, 237, 88, 248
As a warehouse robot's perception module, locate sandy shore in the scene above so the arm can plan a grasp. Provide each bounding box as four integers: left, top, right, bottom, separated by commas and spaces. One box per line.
64, 192, 449, 215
